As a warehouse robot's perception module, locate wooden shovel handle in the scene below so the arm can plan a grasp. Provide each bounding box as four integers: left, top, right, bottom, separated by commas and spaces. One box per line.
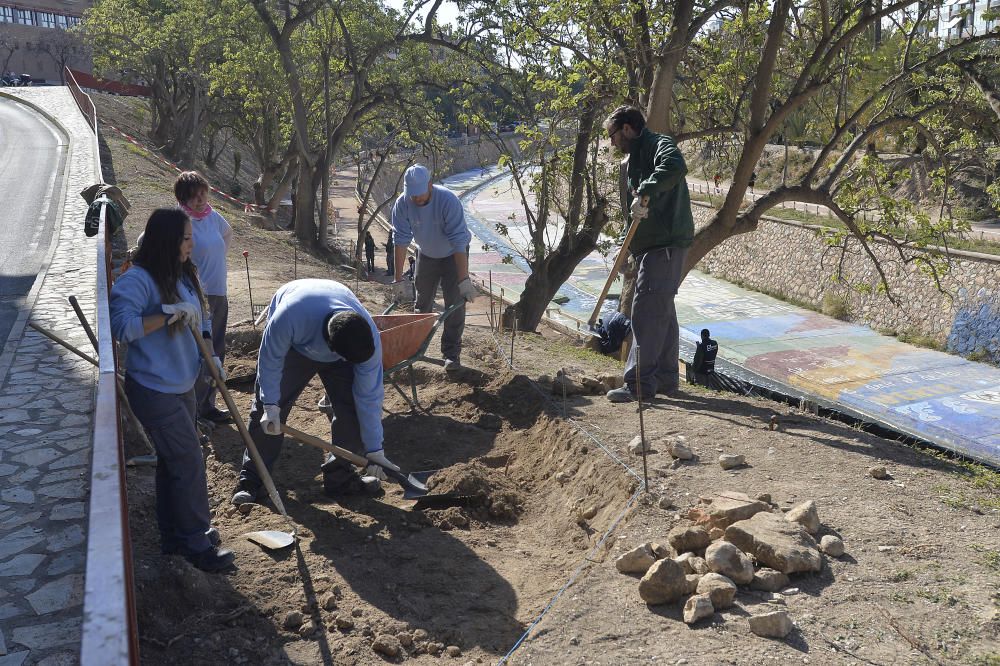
187, 325, 292, 523
588, 202, 645, 327
281, 424, 368, 468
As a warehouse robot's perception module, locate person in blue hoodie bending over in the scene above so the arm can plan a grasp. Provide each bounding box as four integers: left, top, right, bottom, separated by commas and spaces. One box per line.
110, 208, 234, 573
231, 279, 398, 504
390, 164, 476, 372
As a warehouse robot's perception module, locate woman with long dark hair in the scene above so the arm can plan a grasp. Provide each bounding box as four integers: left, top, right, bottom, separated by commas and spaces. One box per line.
110, 208, 234, 572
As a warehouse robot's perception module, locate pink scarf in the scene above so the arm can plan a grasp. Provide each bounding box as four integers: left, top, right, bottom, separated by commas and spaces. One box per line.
180, 202, 214, 221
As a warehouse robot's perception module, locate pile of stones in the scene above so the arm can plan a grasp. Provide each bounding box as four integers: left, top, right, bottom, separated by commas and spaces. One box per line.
614, 491, 845, 637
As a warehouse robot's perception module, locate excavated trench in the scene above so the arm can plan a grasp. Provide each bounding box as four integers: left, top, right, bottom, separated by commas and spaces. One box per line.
127, 322, 636, 665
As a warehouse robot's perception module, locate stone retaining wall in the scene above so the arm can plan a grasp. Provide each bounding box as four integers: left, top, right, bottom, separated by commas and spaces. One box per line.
695, 204, 1000, 362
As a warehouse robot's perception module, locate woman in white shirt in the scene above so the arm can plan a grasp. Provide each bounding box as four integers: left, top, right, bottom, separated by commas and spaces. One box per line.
174, 171, 233, 424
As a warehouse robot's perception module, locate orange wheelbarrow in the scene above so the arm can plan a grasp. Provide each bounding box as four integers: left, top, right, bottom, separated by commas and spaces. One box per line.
374, 302, 464, 411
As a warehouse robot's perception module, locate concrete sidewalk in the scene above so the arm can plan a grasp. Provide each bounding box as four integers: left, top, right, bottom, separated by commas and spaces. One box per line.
0, 88, 100, 665
462, 171, 1000, 468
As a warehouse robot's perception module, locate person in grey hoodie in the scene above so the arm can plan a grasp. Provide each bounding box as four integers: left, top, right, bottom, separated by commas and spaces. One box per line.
390, 164, 476, 371
110, 208, 233, 572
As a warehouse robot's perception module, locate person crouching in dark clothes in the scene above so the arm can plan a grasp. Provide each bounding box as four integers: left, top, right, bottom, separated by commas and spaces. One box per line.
688, 328, 719, 387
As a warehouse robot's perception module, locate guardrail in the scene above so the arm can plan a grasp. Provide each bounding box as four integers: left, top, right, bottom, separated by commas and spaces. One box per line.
64, 66, 97, 135
66, 65, 139, 665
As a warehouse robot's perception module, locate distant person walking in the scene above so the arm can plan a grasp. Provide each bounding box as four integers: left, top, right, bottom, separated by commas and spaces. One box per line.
384, 232, 394, 277
390, 164, 476, 372
174, 171, 233, 425
364, 231, 376, 272
110, 208, 234, 572
603, 105, 693, 403
748, 171, 757, 195
713, 172, 722, 192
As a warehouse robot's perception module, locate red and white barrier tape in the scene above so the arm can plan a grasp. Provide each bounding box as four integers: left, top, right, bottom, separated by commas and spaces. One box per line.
103, 122, 271, 213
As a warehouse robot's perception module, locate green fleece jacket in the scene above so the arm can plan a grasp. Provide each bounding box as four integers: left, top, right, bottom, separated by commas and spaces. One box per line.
625, 128, 694, 253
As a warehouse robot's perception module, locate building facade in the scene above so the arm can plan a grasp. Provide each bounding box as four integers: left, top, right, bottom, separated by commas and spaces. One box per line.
0, 0, 92, 84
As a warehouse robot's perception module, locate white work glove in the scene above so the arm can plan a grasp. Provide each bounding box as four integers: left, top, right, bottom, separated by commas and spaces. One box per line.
211, 356, 226, 383
364, 449, 400, 481
162, 302, 201, 328
391, 280, 414, 303
260, 404, 281, 436
630, 195, 649, 222
458, 277, 477, 303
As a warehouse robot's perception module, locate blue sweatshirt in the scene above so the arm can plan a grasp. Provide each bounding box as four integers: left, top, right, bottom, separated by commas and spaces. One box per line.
390, 184, 471, 259
258, 279, 384, 453
190, 210, 232, 296
110, 266, 209, 394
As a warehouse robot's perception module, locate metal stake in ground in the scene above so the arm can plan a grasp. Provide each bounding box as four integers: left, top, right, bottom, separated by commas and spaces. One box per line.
488, 270, 494, 331
635, 344, 649, 493
510, 313, 517, 366
242, 250, 256, 327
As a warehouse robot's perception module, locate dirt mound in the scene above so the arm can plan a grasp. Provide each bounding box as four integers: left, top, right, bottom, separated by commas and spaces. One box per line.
426, 461, 523, 520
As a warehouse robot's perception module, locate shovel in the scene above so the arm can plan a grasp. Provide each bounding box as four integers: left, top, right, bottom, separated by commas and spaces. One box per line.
587, 198, 644, 330
280, 425, 428, 496
188, 325, 297, 551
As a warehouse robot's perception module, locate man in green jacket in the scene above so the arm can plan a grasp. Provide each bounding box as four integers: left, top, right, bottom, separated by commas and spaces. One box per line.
604, 105, 694, 402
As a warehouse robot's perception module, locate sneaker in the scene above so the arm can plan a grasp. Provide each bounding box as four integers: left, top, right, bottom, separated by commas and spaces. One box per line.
161, 527, 222, 555
232, 489, 257, 506
185, 546, 235, 573
444, 358, 461, 373
606, 386, 636, 403
317, 394, 332, 415
201, 407, 231, 425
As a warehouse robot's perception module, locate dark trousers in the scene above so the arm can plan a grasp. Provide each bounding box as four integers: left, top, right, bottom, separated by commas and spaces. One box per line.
365, 248, 375, 272
238, 349, 364, 492
624, 247, 687, 397
125, 378, 212, 554
385, 248, 394, 275
413, 253, 465, 362
195, 294, 228, 415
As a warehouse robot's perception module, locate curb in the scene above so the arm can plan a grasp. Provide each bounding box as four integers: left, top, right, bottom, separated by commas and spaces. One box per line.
0, 92, 75, 388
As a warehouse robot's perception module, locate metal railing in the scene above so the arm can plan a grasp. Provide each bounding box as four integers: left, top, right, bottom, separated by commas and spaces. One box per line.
65, 65, 139, 665
64, 66, 97, 134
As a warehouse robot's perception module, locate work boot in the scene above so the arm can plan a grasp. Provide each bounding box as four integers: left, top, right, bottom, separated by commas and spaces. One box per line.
443, 358, 461, 373
231, 487, 257, 506
606, 386, 637, 403
161, 527, 222, 555
201, 407, 231, 425
185, 546, 235, 573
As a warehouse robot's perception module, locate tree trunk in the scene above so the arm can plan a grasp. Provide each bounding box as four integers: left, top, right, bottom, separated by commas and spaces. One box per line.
509, 200, 608, 330
294, 158, 327, 247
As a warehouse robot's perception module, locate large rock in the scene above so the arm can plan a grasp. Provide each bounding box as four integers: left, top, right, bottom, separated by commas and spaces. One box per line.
683, 594, 714, 624
638, 559, 688, 605
725, 512, 822, 574
669, 438, 694, 460
748, 610, 793, 638
705, 541, 754, 585
675, 552, 697, 574
668, 525, 711, 554
718, 454, 745, 470
750, 568, 790, 592
689, 492, 771, 530
615, 543, 657, 574
696, 573, 737, 609
372, 634, 402, 658
785, 500, 820, 535
820, 535, 845, 557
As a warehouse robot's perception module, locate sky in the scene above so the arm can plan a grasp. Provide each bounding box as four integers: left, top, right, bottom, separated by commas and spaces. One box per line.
386, 0, 462, 27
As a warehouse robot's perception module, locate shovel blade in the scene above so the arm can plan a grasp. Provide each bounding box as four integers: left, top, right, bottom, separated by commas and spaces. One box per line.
246, 530, 296, 550
384, 467, 428, 496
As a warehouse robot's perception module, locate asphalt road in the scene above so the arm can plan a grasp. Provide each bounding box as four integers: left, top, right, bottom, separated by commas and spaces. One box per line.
0, 97, 67, 348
